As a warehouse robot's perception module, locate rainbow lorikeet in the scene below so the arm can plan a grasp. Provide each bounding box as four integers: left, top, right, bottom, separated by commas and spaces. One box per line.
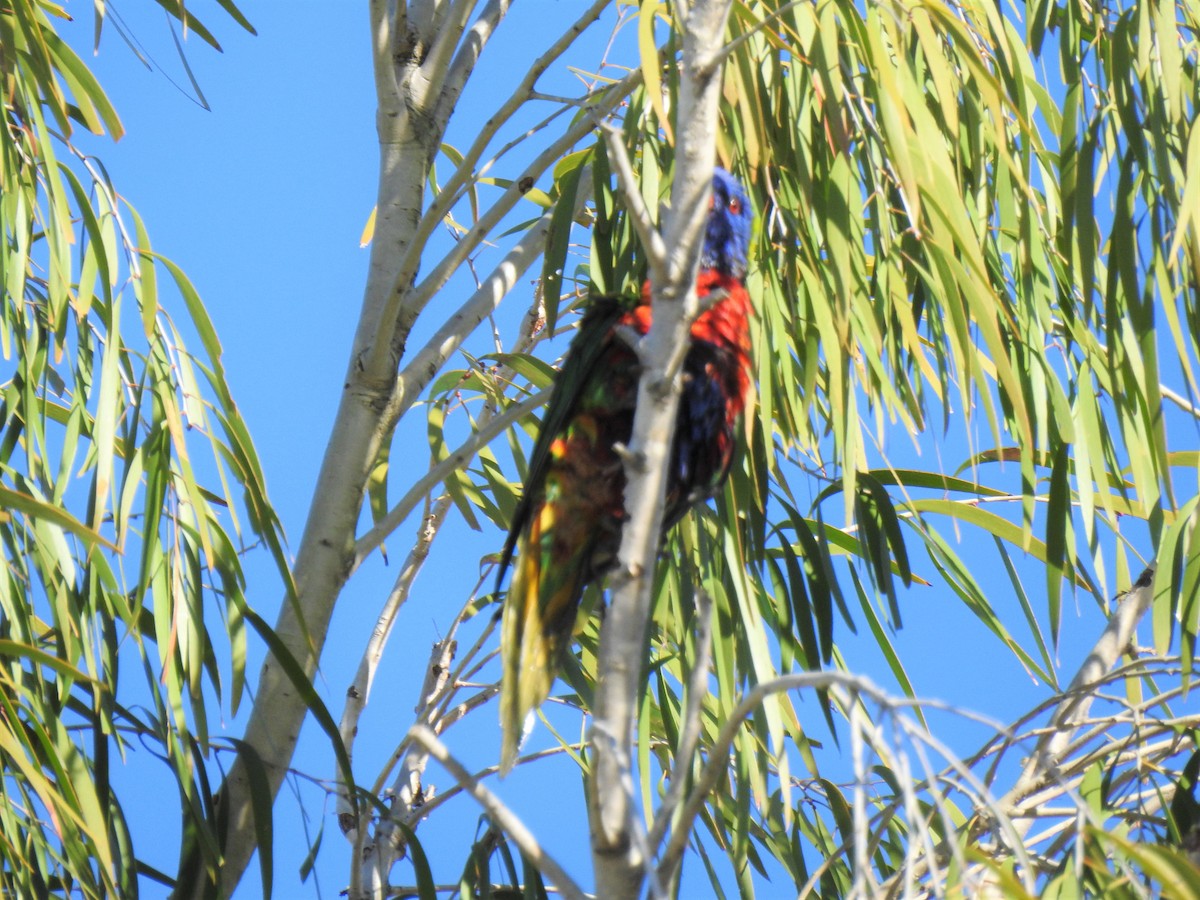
497, 168, 754, 773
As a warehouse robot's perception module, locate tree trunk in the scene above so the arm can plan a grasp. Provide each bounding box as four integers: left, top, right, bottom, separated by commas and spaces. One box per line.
587, 2, 735, 896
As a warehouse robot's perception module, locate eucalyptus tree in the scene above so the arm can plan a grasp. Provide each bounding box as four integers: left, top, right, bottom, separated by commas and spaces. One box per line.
0, 1, 284, 896
3, 0, 1200, 898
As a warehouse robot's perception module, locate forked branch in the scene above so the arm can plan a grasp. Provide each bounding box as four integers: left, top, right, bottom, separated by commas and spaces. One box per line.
587, 4, 736, 898
408, 726, 587, 900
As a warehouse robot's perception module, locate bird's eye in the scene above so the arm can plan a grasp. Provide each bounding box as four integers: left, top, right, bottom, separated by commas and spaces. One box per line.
728, 198, 742, 214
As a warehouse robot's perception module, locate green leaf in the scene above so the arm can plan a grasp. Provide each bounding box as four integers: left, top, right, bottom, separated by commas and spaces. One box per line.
541, 148, 590, 335
636, 1, 672, 144
227, 739, 273, 898
242, 610, 356, 818
395, 821, 438, 900
1044, 442, 1071, 644
0, 486, 117, 551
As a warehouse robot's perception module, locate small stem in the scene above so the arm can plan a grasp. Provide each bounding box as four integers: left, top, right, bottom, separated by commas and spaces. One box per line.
599, 122, 668, 282
1002, 566, 1157, 816
407, 726, 588, 900
647, 589, 713, 854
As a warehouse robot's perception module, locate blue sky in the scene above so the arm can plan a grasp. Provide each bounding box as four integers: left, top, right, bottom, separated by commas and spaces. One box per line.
64, 5, 626, 895
57, 3, 1168, 897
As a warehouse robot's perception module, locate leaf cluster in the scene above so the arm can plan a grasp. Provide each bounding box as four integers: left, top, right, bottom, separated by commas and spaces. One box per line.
0, 1, 287, 895
422, 0, 1200, 894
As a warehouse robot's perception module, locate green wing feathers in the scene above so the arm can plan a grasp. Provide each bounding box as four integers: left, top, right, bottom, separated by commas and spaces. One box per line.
497, 300, 631, 774
499, 475, 597, 773
496, 169, 755, 774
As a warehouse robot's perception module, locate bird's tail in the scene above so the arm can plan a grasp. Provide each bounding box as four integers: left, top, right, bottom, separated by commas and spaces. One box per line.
498, 522, 585, 775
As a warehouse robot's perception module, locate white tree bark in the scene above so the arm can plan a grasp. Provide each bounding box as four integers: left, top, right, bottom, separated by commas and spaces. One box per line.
204, 3, 522, 893
587, 2, 735, 897
966, 565, 1160, 897
1001, 565, 1158, 823
201, 2, 638, 893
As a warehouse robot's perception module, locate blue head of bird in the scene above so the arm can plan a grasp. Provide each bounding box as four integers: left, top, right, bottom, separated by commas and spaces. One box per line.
701, 168, 752, 280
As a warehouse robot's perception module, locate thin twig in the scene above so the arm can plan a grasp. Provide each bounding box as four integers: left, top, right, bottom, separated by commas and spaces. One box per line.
1002, 565, 1157, 814
408, 725, 588, 900
413, 740, 586, 822
353, 388, 549, 566
344, 497, 455, 896
657, 672, 886, 884
599, 122, 668, 282
646, 588, 713, 854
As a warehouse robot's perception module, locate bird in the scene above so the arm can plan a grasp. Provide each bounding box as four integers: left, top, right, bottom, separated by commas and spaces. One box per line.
497, 168, 754, 773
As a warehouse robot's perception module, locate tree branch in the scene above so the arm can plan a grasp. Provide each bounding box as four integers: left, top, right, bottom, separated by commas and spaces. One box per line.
407, 725, 588, 900
646, 588, 713, 854
1002, 565, 1157, 815
365, 1, 628, 379
419, 0, 483, 99
599, 122, 668, 283
353, 389, 548, 567
379, 173, 593, 446
354, 633, 458, 899
431, 0, 512, 129
204, 1, 489, 889
369, 0, 400, 102
373, 85, 626, 389
587, 4, 735, 897
350, 619, 458, 900
337, 494, 455, 844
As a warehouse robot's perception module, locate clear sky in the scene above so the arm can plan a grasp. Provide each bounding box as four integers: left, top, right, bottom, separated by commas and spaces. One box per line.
60, 3, 1152, 897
